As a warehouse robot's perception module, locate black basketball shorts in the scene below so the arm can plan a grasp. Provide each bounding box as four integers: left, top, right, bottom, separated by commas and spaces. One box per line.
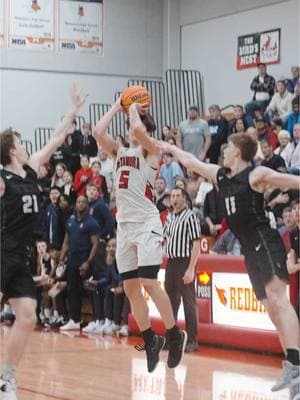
243, 228, 289, 301
1, 251, 36, 302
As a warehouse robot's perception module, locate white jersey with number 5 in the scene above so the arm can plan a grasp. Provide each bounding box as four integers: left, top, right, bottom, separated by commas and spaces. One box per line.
115, 146, 159, 223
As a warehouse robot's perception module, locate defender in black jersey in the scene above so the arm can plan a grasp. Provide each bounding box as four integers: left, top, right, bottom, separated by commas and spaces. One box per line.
0, 84, 87, 399
159, 133, 300, 393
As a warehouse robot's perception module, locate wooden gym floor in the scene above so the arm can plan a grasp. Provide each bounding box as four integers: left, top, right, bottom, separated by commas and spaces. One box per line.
0, 325, 295, 400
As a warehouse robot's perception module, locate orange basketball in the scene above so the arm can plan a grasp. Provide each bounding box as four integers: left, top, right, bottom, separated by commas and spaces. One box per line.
120, 85, 151, 113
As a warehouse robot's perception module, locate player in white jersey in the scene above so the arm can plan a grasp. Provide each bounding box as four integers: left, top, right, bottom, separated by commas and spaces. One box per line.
93, 98, 187, 373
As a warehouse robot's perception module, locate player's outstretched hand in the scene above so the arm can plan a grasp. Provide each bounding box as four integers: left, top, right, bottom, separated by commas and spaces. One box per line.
71, 83, 88, 112
157, 140, 175, 154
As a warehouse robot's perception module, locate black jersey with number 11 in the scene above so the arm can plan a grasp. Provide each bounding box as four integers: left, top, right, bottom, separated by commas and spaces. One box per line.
1, 165, 40, 253
217, 167, 271, 248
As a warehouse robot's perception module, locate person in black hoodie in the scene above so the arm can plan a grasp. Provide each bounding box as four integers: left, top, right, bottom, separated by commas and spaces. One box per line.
79, 123, 98, 158
207, 104, 229, 164
66, 120, 82, 175
42, 186, 65, 248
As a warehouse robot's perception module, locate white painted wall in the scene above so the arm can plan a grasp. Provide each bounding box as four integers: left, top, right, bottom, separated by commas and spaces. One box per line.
0, 0, 163, 141
181, 0, 300, 111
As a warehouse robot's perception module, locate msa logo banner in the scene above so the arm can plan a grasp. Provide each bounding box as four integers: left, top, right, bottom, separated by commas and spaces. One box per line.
212, 273, 278, 330
11, 38, 26, 46
61, 42, 75, 49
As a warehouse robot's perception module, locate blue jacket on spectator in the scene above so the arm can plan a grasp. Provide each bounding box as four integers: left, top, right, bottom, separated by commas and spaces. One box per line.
65, 212, 100, 260
43, 203, 64, 247
89, 199, 114, 240
287, 112, 300, 136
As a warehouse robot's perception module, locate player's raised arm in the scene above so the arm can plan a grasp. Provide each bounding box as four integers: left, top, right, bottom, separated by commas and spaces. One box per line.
93, 98, 122, 157
250, 166, 300, 192
29, 84, 87, 173
158, 141, 220, 183
129, 103, 159, 154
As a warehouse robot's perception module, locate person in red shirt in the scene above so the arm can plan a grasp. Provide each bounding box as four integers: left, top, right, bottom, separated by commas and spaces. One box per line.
73, 154, 93, 197
254, 116, 278, 149
90, 161, 109, 204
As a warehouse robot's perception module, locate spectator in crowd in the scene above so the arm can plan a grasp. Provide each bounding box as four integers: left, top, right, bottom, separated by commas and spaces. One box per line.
234, 118, 247, 134
97, 149, 114, 193
59, 196, 100, 330
266, 190, 291, 224
279, 206, 296, 235
266, 80, 294, 125
274, 130, 293, 168
285, 123, 300, 175
194, 178, 213, 219
177, 105, 211, 160
163, 187, 201, 353
273, 118, 284, 136
211, 229, 241, 256
57, 194, 73, 234
37, 164, 51, 211
86, 238, 130, 336
51, 162, 67, 188
203, 186, 223, 237
79, 123, 98, 158
285, 66, 300, 94
62, 169, 76, 205
49, 143, 71, 173
185, 169, 202, 206
207, 104, 229, 164
86, 183, 114, 241
66, 119, 82, 175
162, 125, 172, 141
154, 177, 170, 224
287, 96, 300, 136
74, 154, 93, 197
245, 63, 275, 117
82, 239, 107, 334
90, 161, 109, 204
287, 200, 300, 319
228, 105, 252, 135
43, 186, 65, 248
254, 116, 277, 149
246, 127, 264, 164
261, 139, 287, 172
159, 152, 184, 192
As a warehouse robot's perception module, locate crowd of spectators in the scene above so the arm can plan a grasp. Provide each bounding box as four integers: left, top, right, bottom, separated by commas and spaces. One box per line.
1, 63, 299, 343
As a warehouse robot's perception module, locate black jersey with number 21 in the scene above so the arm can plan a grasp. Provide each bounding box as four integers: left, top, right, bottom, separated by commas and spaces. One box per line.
1, 165, 40, 252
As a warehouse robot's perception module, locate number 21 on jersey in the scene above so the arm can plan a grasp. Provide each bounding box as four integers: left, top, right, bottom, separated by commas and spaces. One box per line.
22, 194, 39, 214
225, 196, 236, 215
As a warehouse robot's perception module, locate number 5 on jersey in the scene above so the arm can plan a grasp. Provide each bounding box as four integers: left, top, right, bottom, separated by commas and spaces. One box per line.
119, 170, 130, 189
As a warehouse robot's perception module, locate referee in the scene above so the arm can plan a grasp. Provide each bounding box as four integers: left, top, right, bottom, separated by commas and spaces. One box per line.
163, 186, 201, 353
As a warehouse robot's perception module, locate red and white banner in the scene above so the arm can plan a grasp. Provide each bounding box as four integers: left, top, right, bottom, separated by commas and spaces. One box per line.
8, 0, 55, 50
58, 0, 103, 54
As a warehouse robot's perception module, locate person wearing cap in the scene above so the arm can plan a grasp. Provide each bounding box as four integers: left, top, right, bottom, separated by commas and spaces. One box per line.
245, 63, 275, 117
266, 80, 294, 125
254, 116, 278, 149
177, 105, 211, 161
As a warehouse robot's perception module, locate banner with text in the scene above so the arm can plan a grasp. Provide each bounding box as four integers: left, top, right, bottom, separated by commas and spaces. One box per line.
58, 0, 103, 54
237, 28, 280, 70
9, 0, 55, 50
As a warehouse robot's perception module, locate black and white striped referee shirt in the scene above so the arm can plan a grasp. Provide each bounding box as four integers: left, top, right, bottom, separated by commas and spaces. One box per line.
163, 208, 201, 259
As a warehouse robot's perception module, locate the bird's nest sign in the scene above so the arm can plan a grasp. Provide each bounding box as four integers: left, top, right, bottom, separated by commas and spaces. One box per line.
236, 28, 281, 70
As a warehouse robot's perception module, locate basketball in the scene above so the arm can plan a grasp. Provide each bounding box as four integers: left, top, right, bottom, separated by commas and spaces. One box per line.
120, 85, 151, 113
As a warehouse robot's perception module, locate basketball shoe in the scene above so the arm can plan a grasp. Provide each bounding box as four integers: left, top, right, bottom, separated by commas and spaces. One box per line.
0, 377, 17, 400
271, 361, 300, 391
166, 329, 187, 368
144, 335, 166, 373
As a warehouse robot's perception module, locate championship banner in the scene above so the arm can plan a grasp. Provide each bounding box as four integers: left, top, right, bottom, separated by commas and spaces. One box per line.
0, 0, 4, 47
237, 28, 280, 70
58, 0, 103, 54
8, 0, 55, 50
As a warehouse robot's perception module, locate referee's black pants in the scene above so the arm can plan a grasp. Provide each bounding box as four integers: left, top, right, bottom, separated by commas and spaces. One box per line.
165, 257, 198, 344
